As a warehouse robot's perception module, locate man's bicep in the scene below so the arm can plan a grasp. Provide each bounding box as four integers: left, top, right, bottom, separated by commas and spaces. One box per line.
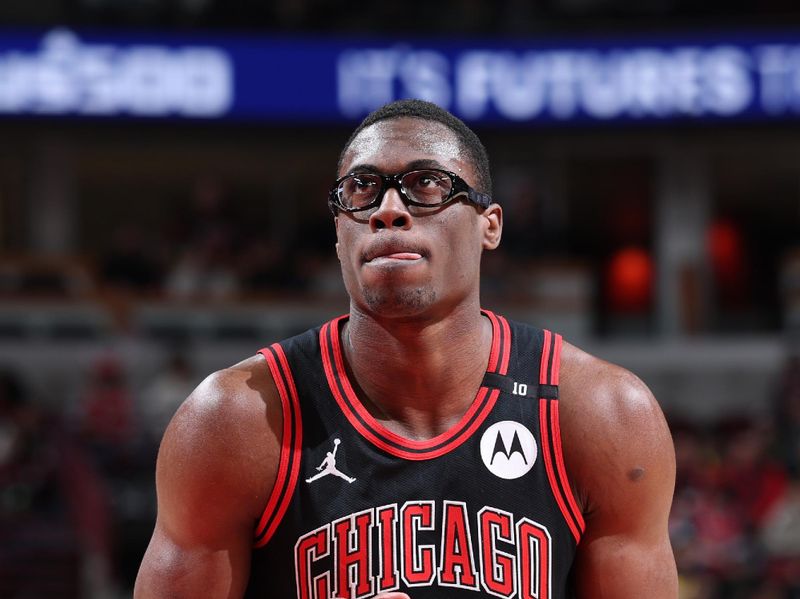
572, 533, 677, 598
573, 482, 677, 597
134, 408, 255, 599
135, 367, 278, 598
567, 366, 678, 597
135, 521, 252, 599
571, 466, 678, 598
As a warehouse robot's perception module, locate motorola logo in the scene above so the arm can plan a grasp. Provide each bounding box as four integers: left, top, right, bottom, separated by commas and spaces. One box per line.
479, 421, 537, 480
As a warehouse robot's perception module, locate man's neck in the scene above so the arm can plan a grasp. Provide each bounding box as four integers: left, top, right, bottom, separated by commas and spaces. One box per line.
342, 301, 492, 440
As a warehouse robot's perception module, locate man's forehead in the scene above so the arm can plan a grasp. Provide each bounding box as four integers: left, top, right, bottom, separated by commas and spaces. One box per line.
340, 118, 466, 176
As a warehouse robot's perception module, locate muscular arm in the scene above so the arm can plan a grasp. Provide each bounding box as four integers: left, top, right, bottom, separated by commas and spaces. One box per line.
560, 344, 678, 598
135, 356, 280, 599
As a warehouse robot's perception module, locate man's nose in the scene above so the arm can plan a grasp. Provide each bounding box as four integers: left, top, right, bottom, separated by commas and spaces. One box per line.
369, 186, 411, 231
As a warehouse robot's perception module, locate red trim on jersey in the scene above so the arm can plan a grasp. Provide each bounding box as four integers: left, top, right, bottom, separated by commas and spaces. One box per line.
499, 314, 511, 374
538, 399, 580, 543
319, 311, 508, 460
254, 347, 290, 542
539, 329, 552, 385
485, 309, 512, 375
253, 343, 303, 548
483, 310, 502, 372
537, 331, 584, 544
550, 401, 585, 535
271, 343, 305, 536
551, 333, 562, 385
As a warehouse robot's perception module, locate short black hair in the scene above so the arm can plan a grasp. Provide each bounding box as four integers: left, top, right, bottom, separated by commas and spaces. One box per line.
337, 99, 492, 196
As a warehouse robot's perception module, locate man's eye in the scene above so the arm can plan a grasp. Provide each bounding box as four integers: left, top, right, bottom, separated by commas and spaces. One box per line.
350, 178, 376, 192
412, 174, 446, 191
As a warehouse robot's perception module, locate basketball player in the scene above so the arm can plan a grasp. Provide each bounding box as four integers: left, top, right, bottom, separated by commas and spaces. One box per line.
135, 100, 678, 598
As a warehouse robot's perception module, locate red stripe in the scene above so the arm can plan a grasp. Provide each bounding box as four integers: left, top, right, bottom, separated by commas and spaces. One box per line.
387, 388, 499, 460
268, 343, 304, 536
550, 401, 585, 534
546, 333, 583, 531
539, 399, 581, 543
321, 316, 505, 458
321, 321, 412, 457
494, 311, 511, 374
484, 310, 502, 372
253, 348, 290, 543
329, 317, 393, 439
500, 317, 511, 374
253, 344, 303, 548
539, 330, 552, 385
551, 334, 562, 385
320, 319, 390, 453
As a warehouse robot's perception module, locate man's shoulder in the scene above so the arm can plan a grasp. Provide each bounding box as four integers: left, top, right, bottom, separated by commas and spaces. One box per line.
182, 353, 278, 423
164, 353, 281, 462
559, 339, 659, 422
156, 354, 282, 526
557, 340, 673, 507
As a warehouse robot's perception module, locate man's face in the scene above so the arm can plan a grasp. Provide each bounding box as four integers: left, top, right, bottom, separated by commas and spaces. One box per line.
334, 117, 502, 321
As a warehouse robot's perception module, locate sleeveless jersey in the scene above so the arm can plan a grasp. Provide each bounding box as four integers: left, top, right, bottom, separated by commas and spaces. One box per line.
246, 310, 584, 599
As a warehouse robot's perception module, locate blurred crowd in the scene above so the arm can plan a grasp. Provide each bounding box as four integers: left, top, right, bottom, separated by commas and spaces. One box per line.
99, 177, 329, 302
670, 357, 800, 598
0, 351, 193, 598
0, 175, 345, 321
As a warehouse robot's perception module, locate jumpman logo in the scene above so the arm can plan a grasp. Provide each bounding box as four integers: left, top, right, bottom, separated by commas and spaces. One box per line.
305, 438, 356, 484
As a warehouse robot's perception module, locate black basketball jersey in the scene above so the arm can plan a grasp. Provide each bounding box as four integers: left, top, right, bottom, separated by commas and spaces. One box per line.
246, 310, 584, 599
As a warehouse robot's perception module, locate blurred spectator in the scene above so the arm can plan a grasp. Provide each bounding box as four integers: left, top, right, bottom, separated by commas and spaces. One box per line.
0, 369, 115, 598
760, 477, 800, 592
138, 352, 194, 443
298, 254, 345, 299
670, 421, 794, 596
100, 224, 163, 293
77, 356, 160, 593
0, 371, 59, 520
165, 230, 240, 301
718, 421, 789, 529
79, 356, 134, 465
496, 175, 543, 259
671, 469, 754, 592
775, 355, 800, 475
163, 177, 244, 300
240, 239, 305, 293
171, 176, 241, 251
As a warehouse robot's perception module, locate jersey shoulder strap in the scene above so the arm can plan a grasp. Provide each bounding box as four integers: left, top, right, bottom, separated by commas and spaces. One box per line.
538, 329, 585, 542
252, 337, 306, 548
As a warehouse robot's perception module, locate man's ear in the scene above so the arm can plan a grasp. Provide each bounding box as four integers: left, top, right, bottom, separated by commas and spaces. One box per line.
481, 203, 503, 250
334, 216, 341, 261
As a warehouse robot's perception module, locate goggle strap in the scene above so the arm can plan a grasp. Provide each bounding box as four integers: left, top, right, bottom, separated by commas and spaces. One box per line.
467, 189, 492, 209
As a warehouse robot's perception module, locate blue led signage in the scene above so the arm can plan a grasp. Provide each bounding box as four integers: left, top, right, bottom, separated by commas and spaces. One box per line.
1, 28, 800, 124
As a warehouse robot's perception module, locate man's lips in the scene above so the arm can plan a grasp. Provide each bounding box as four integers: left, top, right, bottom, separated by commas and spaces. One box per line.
366, 251, 424, 265
362, 241, 427, 263
378, 252, 422, 261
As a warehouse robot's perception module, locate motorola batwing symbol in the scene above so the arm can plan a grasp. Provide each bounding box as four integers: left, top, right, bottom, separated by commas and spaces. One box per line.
480, 421, 537, 480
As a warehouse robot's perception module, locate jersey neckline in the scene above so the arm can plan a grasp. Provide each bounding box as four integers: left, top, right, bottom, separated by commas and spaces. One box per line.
319, 309, 511, 460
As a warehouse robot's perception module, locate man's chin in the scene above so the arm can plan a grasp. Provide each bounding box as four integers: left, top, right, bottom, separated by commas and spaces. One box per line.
359, 286, 438, 318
